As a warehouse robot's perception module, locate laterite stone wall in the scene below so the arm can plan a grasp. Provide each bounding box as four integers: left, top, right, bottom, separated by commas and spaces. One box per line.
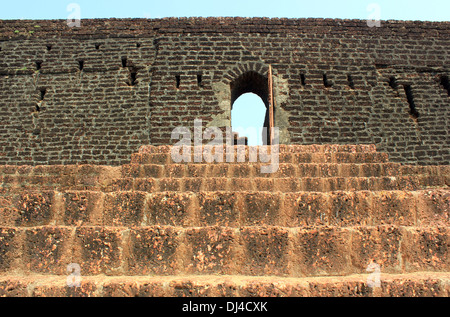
0, 18, 448, 165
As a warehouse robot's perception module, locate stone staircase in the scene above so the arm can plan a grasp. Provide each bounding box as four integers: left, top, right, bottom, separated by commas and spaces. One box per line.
0, 144, 448, 297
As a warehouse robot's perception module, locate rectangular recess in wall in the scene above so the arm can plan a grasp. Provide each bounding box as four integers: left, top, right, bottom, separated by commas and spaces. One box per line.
389, 76, 398, 90
121, 57, 128, 68
176, 75, 181, 89
323, 74, 333, 88
403, 85, 419, 119
40, 88, 46, 101
440, 75, 450, 96
300, 74, 306, 86
347, 74, 355, 89
129, 69, 138, 86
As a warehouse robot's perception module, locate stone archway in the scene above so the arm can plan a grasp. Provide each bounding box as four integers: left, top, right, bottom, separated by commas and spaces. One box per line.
230, 71, 270, 145
209, 62, 290, 145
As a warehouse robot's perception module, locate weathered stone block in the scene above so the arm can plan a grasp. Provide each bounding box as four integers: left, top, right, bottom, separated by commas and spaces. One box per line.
295, 227, 351, 276
241, 227, 291, 276
185, 226, 236, 274
103, 191, 147, 226
128, 226, 179, 275
14, 191, 54, 226
198, 192, 239, 227
25, 227, 72, 274
74, 227, 123, 275
148, 192, 193, 226
63, 191, 102, 226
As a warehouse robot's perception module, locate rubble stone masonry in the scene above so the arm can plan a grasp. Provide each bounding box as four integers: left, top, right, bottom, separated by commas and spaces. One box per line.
0, 18, 448, 165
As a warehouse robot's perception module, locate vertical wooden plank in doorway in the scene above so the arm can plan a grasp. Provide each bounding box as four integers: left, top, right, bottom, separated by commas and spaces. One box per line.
268, 65, 275, 145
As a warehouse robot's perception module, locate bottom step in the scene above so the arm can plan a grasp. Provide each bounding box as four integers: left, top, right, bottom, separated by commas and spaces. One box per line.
0, 272, 448, 297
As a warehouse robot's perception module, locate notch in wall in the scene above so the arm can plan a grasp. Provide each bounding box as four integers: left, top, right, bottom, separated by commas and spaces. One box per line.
347, 74, 355, 89
126, 67, 138, 86
35, 88, 46, 112
375, 63, 390, 69
197, 74, 203, 87
323, 74, 333, 88
78, 60, 84, 71
153, 38, 162, 59
39, 88, 46, 101
388, 76, 398, 90
35, 61, 42, 71
403, 85, 419, 119
175, 75, 181, 89
300, 74, 306, 87
46, 44, 52, 51
440, 75, 450, 96
121, 57, 128, 68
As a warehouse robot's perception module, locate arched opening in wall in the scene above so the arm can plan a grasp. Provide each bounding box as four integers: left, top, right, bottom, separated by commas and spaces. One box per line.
232, 93, 267, 145
230, 71, 270, 145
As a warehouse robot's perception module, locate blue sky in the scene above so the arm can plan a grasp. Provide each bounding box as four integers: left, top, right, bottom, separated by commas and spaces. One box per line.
1, 0, 449, 21
1, 1, 448, 145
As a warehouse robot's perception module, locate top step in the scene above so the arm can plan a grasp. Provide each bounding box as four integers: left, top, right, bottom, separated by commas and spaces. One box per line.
131, 151, 389, 165
138, 144, 378, 154
133, 144, 384, 165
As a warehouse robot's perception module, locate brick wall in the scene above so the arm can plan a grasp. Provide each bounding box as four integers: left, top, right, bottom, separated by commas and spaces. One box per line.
0, 18, 448, 165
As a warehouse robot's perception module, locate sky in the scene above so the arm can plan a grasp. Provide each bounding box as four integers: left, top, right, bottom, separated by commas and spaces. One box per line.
1, 0, 449, 21
1, 0, 448, 145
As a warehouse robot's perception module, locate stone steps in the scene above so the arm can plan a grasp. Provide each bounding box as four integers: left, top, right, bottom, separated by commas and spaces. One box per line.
1, 163, 447, 179
130, 152, 390, 165
1, 225, 448, 277
137, 144, 379, 154
1, 163, 447, 193
1, 175, 447, 193
107, 175, 447, 193
122, 162, 406, 178
1, 272, 448, 297
0, 144, 448, 297
1, 190, 448, 227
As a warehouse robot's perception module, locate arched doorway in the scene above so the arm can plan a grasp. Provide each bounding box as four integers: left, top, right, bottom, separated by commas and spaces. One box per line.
231, 93, 267, 146
230, 71, 271, 145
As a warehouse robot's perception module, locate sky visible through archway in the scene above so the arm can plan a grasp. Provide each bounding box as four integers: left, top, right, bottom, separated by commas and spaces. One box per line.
232, 93, 267, 146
